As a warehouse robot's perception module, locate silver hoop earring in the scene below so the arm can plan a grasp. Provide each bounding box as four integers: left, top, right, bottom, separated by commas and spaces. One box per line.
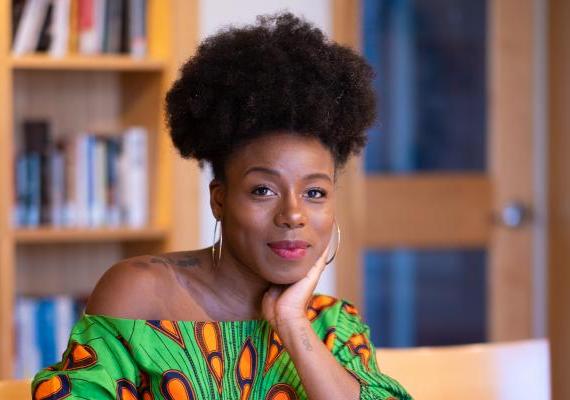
325, 221, 341, 265
212, 219, 223, 268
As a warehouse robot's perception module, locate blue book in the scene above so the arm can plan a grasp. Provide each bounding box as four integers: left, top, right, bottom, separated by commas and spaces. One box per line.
27, 153, 41, 227
36, 298, 57, 368
14, 154, 28, 227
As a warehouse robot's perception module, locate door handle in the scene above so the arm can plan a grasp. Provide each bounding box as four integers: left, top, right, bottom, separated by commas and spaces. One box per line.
497, 201, 533, 229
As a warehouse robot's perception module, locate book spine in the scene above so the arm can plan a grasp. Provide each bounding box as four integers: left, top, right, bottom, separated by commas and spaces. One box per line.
36, 298, 57, 369
12, 0, 51, 55
78, 0, 97, 54
54, 296, 74, 361
49, 144, 66, 226
123, 126, 148, 227
14, 154, 28, 227
14, 297, 41, 379
86, 134, 96, 226
74, 134, 89, 227
35, 1, 54, 52
68, 0, 80, 53
106, 136, 121, 226
94, 0, 107, 54
104, 0, 123, 53
49, 0, 72, 57
128, 0, 147, 58
92, 136, 107, 226
27, 154, 41, 227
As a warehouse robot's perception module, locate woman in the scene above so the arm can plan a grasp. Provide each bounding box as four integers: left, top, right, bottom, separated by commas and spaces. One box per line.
32, 13, 411, 400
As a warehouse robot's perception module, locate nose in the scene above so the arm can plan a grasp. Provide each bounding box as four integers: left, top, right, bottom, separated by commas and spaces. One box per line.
274, 193, 307, 229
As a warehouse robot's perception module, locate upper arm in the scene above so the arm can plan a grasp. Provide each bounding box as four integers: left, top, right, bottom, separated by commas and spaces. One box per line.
85, 257, 162, 319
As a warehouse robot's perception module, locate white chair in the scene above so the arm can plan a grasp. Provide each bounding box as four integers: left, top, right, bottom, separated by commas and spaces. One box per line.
376, 339, 550, 400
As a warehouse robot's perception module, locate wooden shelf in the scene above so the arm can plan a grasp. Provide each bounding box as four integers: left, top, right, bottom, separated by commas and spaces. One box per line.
10, 54, 166, 72
14, 227, 167, 243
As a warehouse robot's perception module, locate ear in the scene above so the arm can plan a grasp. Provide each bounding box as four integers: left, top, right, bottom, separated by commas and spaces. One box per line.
209, 179, 225, 220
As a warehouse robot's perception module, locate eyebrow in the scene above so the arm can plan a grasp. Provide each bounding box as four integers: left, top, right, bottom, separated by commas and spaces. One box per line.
244, 166, 333, 183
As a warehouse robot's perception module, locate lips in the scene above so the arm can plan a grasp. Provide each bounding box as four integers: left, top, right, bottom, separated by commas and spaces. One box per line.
267, 240, 310, 260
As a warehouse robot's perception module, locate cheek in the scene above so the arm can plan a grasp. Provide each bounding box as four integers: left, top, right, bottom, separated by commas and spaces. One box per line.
223, 199, 273, 242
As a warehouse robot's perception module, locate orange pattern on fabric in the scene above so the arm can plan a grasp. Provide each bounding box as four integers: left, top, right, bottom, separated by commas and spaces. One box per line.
236, 337, 257, 400
62, 342, 97, 370
146, 320, 186, 348
33, 375, 71, 400
138, 369, 154, 400
263, 329, 285, 374
160, 370, 195, 400
324, 327, 336, 351
116, 379, 138, 400
346, 333, 371, 371
306, 295, 337, 321
265, 383, 299, 400
342, 301, 360, 316
194, 321, 225, 393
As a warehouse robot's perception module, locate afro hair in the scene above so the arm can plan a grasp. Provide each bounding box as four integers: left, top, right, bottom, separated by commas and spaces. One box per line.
165, 12, 376, 179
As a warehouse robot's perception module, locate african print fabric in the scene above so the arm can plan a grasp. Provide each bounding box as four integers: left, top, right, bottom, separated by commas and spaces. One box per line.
32, 294, 412, 399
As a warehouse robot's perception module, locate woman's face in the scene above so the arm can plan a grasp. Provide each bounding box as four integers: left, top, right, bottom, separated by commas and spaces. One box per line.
210, 132, 336, 284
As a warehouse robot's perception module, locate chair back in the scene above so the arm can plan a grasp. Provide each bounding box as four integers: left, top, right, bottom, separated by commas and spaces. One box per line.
0, 379, 30, 400
377, 339, 550, 400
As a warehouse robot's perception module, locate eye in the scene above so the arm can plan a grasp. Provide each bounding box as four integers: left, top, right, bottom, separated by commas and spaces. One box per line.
251, 186, 277, 197
306, 188, 327, 199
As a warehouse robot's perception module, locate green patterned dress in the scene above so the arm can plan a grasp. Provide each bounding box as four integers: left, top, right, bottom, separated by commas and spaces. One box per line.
32, 294, 411, 399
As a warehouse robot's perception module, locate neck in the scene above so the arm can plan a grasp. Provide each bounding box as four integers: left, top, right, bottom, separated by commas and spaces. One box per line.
206, 246, 271, 320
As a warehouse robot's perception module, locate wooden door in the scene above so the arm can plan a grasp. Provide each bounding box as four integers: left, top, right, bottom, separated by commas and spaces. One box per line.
333, 0, 544, 343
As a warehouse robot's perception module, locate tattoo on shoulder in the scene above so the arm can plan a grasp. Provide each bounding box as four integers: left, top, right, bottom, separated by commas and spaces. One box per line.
149, 256, 199, 268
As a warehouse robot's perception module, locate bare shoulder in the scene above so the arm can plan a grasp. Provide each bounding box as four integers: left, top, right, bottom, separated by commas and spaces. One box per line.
85, 255, 173, 319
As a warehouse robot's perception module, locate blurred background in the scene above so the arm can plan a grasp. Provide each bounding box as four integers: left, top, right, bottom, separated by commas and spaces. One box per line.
0, 0, 567, 398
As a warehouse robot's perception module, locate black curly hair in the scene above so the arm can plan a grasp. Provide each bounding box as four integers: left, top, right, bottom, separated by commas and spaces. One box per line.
165, 12, 376, 180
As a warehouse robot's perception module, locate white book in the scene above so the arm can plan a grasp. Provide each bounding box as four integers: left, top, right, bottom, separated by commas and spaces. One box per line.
93, 0, 107, 54
91, 137, 107, 226
12, 0, 52, 56
48, 0, 71, 57
74, 134, 89, 227
121, 127, 148, 227
54, 296, 74, 362
14, 297, 41, 379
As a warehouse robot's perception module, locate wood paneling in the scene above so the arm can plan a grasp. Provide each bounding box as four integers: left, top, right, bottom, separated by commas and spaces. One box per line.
365, 175, 492, 248
488, 0, 536, 341
548, 0, 570, 398
332, 0, 365, 308
0, 0, 15, 379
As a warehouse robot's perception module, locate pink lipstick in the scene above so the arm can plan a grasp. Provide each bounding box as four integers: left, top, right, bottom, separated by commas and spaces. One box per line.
267, 240, 309, 260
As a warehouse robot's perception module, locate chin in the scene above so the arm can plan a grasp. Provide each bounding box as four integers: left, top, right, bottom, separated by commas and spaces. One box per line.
265, 264, 310, 285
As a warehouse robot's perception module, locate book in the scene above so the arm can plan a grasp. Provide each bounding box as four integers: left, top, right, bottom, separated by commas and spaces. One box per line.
103, 0, 124, 53
12, 0, 52, 55
127, 0, 147, 58
22, 120, 52, 226
120, 126, 148, 227
14, 127, 149, 228
49, 0, 72, 57
11, 0, 28, 43
35, 0, 54, 52
14, 296, 85, 378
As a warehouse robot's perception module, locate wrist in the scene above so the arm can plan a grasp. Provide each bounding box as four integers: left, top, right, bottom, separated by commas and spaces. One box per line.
274, 316, 312, 343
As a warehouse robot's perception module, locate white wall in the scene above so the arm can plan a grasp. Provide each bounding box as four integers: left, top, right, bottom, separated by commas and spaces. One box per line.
198, 0, 336, 295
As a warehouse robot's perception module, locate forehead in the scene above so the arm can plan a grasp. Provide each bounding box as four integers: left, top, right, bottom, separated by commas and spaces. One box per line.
226, 133, 335, 179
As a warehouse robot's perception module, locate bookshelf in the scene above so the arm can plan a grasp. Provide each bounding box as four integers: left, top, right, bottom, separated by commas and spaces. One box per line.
0, 0, 200, 378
